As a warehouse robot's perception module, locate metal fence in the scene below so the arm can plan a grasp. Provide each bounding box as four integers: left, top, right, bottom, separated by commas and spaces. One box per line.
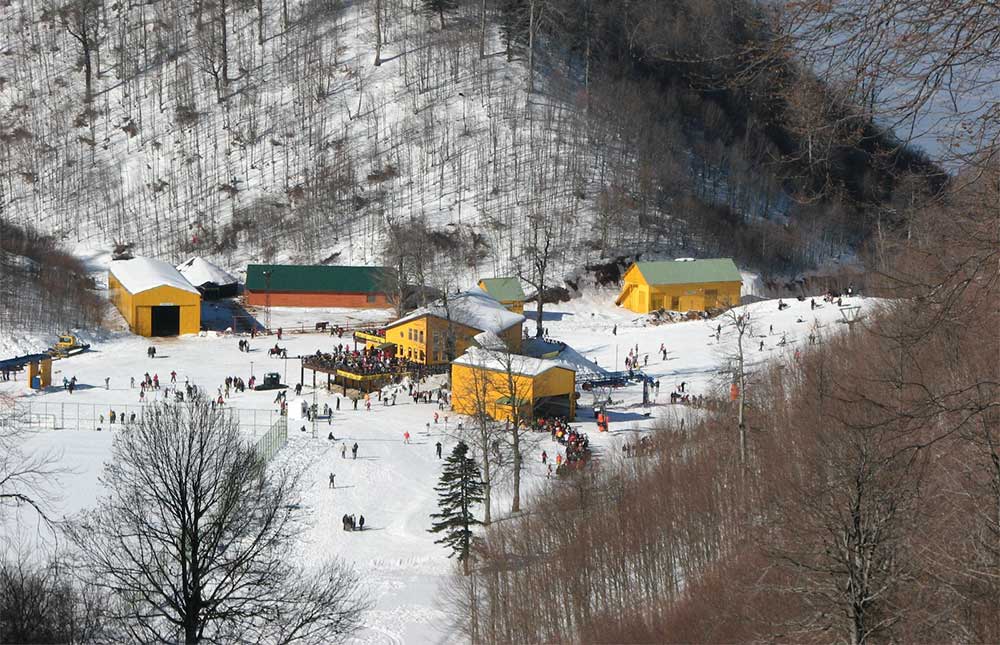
12, 400, 286, 447
253, 415, 288, 462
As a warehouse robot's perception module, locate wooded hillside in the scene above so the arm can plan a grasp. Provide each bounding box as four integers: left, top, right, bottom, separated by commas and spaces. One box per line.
0, 0, 940, 288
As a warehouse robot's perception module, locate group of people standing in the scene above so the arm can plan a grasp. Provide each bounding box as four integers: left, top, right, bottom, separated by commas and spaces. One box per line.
341, 514, 365, 531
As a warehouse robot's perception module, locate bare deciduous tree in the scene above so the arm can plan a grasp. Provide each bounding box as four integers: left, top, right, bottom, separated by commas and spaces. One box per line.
451, 352, 508, 525
58, 0, 105, 103
0, 397, 67, 526
66, 397, 368, 645
0, 550, 109, 643
779, 0, 1000, 170
518, 210, 560, 340
374, 0, 383, 66
716, 308, 754, 465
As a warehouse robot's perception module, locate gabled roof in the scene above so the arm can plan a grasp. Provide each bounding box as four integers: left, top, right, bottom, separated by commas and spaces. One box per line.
633, 258, 741, 286
245, 264, 390, 294
388, 287, 524, 335
177, 257, 237, 287
109, 257, 200, 295
452, 347, 575, 378
478, 277, 526, 302
473, 330, 507, 350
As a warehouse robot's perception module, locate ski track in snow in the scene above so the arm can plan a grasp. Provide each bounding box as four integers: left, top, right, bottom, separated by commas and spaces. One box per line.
0, 293, 882, 643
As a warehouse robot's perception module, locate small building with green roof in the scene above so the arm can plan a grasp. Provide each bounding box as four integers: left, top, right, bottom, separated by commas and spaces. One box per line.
245, 264, 392, 309
477, 277, 526, 314
615, 258, 742, 313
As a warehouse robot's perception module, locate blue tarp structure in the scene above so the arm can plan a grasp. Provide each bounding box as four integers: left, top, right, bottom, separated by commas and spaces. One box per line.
0, 353, 50, 372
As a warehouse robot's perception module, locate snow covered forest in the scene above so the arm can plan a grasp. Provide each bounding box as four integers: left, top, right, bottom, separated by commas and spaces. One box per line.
1, 0, 941, 287
1, 0, 997, 642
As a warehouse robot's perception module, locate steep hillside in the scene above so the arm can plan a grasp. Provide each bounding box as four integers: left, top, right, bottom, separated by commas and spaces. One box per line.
0, 0, 938, 294
0, 0, 623, 282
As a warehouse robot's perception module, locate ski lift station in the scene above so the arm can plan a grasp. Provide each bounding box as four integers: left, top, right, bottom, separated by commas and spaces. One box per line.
108, 257, 202, 336
450, 347, 577, 422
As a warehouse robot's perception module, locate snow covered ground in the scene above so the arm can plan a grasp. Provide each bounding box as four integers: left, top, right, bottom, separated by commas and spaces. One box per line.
0, 291, 881, 643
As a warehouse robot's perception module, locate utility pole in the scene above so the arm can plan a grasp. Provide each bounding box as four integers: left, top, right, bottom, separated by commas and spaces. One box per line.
311, 384, 318, 439
263, 270, 272, 333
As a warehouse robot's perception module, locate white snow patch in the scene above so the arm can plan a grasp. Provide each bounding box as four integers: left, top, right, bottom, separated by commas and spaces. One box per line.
389, 287, 523, 335
109, 257, 199, 295
177, 257, 237, 287
453, 347, 574, 378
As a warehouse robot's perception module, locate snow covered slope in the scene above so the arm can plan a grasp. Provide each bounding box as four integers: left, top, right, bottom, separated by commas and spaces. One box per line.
0, 292, 881, 643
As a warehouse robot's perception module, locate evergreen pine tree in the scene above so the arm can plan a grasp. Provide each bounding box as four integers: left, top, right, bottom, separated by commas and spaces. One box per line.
422, 0, 459, 30
429, 441, 485, 575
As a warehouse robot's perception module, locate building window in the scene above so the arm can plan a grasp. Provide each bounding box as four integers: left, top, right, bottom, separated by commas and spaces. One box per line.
367, 294, 377, 303
408, 329, 413, 341
418, 330, 424, 343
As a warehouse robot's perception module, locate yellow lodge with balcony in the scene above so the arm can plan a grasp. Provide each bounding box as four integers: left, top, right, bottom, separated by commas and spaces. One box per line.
383, 288, 525, 365
386, 313, 522, 365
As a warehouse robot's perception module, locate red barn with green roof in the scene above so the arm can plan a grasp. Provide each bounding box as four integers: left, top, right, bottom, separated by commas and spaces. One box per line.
245, 264, 392, 308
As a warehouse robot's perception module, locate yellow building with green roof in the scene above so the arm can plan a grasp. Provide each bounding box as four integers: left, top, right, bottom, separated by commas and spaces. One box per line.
615, 258, 742, 314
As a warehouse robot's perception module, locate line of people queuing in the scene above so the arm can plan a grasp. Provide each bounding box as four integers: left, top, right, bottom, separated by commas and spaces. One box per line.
536, 417, 591, 470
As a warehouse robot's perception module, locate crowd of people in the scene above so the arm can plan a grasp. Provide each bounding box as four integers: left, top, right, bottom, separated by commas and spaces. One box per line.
304, 344, 415, 377
535, 417, 590, 470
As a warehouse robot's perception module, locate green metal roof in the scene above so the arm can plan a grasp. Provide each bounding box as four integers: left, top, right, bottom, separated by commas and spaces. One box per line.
479, 277, 525, 302
245, 264, 391, 294
496, 396, 531, 406
634, 259, 741, 286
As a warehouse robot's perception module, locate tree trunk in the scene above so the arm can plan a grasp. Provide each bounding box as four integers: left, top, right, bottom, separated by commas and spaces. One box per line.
511, 425, 521, 512
527, 0, 536, 93
479, 0, 487, 58
220, 0, 229, 87
584, 0, 591, 111
534, 259, 546, 339
439, 6, 445, 30
535, 298, 544, 339
737, 327, 747, 465
481, 432, 492, 524
256, 0, 264, 45
374, 0, 383, 66
82, 42, 94, 103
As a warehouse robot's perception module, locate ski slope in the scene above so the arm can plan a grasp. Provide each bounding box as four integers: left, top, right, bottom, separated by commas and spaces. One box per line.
0, 292, 881, 643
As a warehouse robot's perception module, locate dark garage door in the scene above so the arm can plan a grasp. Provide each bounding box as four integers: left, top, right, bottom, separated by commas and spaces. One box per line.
151, 305, 180, 336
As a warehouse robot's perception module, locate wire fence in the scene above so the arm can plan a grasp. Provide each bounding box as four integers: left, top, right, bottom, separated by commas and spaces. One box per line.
253, 415, 288, 462
11, 400, 287, 455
